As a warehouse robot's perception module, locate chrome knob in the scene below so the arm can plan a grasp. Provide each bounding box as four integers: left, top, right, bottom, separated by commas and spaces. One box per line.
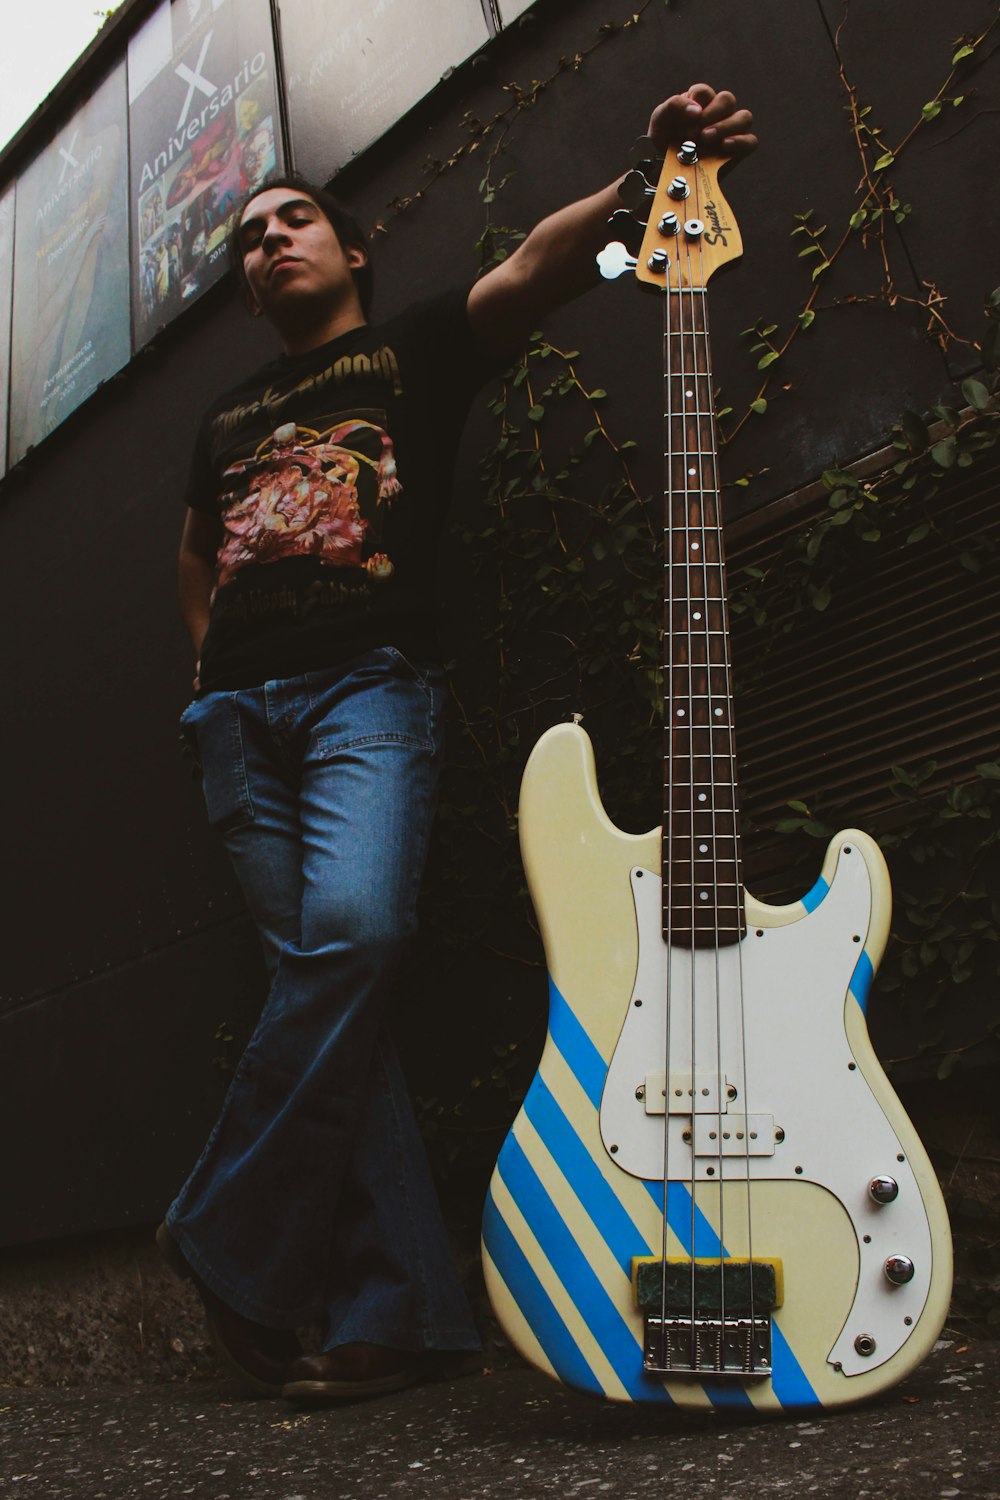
869, 1176, 899, 1205
684, 219, 705, 239
668, 175, 690, 200
658, 213, 680, 236
677, 141, 699, 165
647, 249, 670, 273
884, 1255, 915, 1286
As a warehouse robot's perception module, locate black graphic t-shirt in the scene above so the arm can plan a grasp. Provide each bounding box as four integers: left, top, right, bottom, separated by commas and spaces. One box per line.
185, 286, 498, 691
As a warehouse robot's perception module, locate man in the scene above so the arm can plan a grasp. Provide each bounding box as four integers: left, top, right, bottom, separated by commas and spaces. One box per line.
161, 84, 756, 1405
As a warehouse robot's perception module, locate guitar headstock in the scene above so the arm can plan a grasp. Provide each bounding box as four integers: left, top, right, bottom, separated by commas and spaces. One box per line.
598, 139, 743, 292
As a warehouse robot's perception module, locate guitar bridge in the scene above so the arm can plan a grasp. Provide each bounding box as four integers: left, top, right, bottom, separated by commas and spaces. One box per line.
643, 1314, 772, 1377
633, 1256, 779, 1379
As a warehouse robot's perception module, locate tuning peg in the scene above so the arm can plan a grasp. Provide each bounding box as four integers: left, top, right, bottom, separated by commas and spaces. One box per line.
607, 208, 645, 254
597, 241, 638, 281
617, 169, 655, 213
628, 134, 663, 170
677, 140, 699, 165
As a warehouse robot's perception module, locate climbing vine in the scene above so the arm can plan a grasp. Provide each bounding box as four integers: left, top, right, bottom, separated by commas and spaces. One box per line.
377, 1, 1000, 1167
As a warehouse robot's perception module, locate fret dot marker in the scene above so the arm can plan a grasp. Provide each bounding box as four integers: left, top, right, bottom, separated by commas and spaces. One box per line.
699, 843, 708, 853
676, 708, 686, 718
699, 891, 709, 901
685, 389, 693, 398
691, 542, 700, 551
714, 707, 724, 718
698, 794, 707, 803
693, 611, 702, 621
687, 467, 696, 476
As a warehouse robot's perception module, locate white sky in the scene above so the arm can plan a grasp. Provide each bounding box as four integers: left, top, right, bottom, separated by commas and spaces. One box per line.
0, 1, 125, 154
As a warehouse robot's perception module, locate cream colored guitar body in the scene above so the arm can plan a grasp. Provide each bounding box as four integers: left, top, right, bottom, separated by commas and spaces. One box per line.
482, 721, 952, 1410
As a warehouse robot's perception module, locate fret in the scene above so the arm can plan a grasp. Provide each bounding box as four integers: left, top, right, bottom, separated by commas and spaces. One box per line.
661, 283, 746, 937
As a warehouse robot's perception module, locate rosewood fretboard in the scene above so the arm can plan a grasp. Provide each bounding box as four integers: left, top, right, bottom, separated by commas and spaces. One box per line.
661, 284, 745, 948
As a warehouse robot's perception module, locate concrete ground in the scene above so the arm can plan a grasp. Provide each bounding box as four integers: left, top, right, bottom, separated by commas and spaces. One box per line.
2, 1335, 998, 1499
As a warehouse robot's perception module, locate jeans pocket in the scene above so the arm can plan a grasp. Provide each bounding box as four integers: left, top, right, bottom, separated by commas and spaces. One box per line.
183, 693, 256, 833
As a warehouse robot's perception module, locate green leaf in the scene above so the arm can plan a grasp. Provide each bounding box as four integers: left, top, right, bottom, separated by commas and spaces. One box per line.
907, 523, 931, 544
757, 351, 780, 370
823, 467, 858, 490
588, 389, 607, 401
937, 1051, 962, 1080
975, 761, 1000, 780
921, 100, 942, 121
931, 437, 956, 468
873, 151, 895, 171
811, 261, 831, 280
849, 209, 867, 230
798, 309, 816, 329
787, 799, 811, 815
961, 377, 991, 410
952, 43, 975, 63
751, 398, 768, 415
811, 584, 832, 611
798, 245, 822, 258
900, 410, 929, 451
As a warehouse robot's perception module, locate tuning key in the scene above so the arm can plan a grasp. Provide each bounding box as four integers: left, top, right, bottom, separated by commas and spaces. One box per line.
658, 213, 680, 237
677, 140, 699, 165
628, 134, 662, 169
607, 208, 645, 254
667, 176, 690, 201
597, 241, 639, 281
618, 169, 655, 213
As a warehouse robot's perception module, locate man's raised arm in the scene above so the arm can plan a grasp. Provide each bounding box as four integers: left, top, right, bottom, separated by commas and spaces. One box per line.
467, 84, 756, 361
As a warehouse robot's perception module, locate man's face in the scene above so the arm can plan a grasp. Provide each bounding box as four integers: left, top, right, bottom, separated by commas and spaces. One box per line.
237, 189, 366, 326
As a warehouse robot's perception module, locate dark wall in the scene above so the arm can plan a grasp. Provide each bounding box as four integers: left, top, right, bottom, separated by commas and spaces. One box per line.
2, 0, 996, 1245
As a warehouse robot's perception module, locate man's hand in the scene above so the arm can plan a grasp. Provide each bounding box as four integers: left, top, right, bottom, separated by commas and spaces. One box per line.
468, 82, 756, 359
647, 84, 757, 160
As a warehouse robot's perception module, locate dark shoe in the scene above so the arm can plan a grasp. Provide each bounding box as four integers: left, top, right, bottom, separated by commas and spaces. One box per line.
283, 1343, 425, 1405
156, 1221, 300, 1397
283, 1343, 484, 1405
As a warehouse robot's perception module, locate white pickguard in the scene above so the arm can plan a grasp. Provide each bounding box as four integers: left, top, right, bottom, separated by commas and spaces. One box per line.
599, 840, 933, 1376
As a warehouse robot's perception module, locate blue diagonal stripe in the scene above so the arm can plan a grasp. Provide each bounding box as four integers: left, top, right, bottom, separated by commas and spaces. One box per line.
495, 1131, 672, 1403
801, 875, 829, 913
849, 949, 874, 1014
523, 1075, 653, 1272
482, 1188, 604, 1396
548, 977, 607, 1109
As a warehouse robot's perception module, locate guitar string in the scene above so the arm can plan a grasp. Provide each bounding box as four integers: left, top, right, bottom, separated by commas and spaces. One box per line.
687, 214, 731, 1357
675, 257, 701, 1368
681, 203, 728, 1360
659, 271, 675, 1375
689, 186, 759, 1368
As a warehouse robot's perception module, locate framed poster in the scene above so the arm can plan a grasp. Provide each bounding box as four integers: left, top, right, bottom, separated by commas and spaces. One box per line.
278, 0, 490, 183
8, 64, 130, 466
0, 189, 13, 476
128, 0, 282, 348
497, 0, 536, 22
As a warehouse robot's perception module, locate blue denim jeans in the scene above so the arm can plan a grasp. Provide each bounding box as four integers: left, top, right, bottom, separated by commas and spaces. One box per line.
167, 648, 480, 1353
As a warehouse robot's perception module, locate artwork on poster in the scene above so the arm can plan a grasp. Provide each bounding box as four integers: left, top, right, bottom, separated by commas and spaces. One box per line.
8, 65, 130, 467
0, 190, 13, 476
278, 0, 489, 184
127, 0, 282, 348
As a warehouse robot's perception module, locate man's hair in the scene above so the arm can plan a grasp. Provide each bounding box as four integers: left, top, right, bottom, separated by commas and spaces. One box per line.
227, 171, 374, 318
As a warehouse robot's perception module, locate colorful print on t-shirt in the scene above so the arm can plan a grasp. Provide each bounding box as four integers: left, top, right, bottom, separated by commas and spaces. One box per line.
213, 410, 400, 592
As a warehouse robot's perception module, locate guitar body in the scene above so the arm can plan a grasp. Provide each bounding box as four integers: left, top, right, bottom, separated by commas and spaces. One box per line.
482, 722, 952, 1410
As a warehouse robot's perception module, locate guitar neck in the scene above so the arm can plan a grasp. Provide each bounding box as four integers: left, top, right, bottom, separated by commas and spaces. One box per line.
661, 284, 745, 948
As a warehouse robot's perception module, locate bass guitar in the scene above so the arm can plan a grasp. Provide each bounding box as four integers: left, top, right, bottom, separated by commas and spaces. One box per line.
481, 139, 952, 1411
